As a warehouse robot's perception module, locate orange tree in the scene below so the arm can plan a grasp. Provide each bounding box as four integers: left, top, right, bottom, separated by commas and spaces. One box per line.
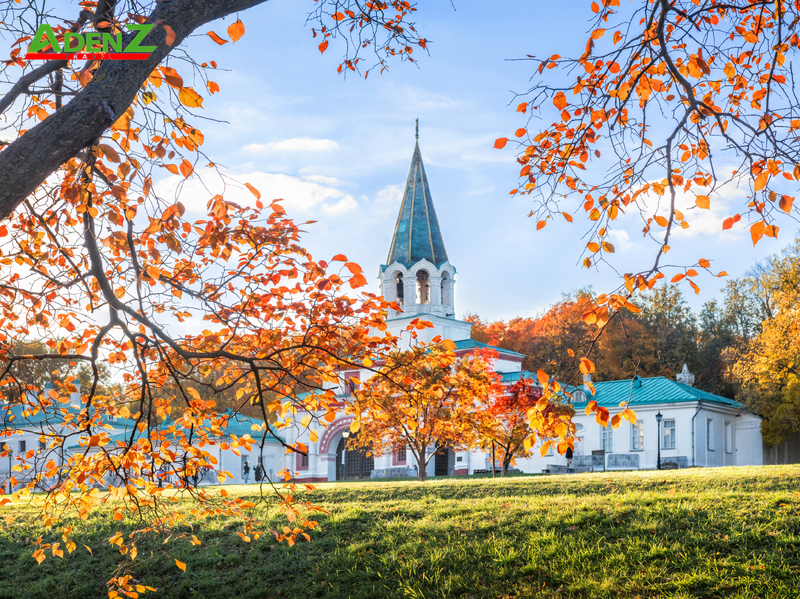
347, 337, 496, 482
0, 0, 428, 594
473, 373, 540, 477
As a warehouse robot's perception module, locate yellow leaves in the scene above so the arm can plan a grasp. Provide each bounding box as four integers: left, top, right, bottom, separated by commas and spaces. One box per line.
553, 91, 567, 110
164, 25, 176, 47
579, 358, 596, 375
754, 173, 768, 191
175, 559, 187, 572
300, 414, 312, 429
227, 19, 245, 43
207, 31, 228, 45
724, 62, 736, 79
610, 414, 622, 429
539, 441, 551, 458
179, 159, 193, 179
654, 215, 669, 227
178, 87, 204, 108
319, 40, 329, 54
309, 429, 319, 443
190, 535, 201, 547
362, 357, 373, 367
585, 400, 597, 415
32, 549, 46, 564
621, 408, 637, 425
494, 138, 508, 149
349, 420, 360, 434
442, 339, 457, 351
696, 195, 710, 210
591, 28, 606, 40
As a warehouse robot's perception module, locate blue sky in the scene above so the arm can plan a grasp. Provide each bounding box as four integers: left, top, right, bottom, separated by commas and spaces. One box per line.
155, 0, 791, 321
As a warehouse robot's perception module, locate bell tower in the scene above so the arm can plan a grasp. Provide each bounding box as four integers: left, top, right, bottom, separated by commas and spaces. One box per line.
379, 122, 457, 321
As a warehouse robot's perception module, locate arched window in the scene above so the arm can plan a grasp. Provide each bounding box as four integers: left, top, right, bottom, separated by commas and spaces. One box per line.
441, 271, 452, 307
395, 272, 404, 305
416, 270, 430, 304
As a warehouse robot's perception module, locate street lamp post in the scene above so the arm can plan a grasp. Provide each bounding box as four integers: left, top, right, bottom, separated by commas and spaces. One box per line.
6, 449, 12, 494
655, 411, 663, 470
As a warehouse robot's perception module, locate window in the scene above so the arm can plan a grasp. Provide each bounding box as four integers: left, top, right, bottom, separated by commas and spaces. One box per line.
662, 419, 676, 450
343, 371, 360, 395
300, 453, 309, 467
706, 418, 714, 451
456, 455, 463, 462
416, 270, 430, 304
602, 425, 614, 453
39, 440, 46, 451
631, 422, 644, 451
18, 440, 26, 454
395, 272, 404, 305
395, 447, 406, 464
724, 421, 733, 453
106, 414, 115, 422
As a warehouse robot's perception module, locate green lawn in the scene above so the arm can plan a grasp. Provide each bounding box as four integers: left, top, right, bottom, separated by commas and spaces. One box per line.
2, 466, 800, 598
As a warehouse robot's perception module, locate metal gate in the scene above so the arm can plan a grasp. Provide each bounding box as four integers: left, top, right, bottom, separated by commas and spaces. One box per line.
335, 436, 374, 480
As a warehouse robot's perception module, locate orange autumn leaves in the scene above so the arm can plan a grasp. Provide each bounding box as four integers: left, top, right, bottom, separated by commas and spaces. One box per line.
493, 0, 800, 295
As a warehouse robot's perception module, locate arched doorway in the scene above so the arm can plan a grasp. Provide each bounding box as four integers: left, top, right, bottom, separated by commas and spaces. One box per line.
335, 436, 374, 480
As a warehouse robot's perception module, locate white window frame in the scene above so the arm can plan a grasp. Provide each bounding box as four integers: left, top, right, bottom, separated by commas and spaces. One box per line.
662, 419, 676, 450
631, 421, 644, 451
707, 418, 715, 451
602, 425, 613, 453
724, 421, 733, 454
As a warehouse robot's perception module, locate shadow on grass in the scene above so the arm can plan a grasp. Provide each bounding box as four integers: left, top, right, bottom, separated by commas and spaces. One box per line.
2, 466, 800, 598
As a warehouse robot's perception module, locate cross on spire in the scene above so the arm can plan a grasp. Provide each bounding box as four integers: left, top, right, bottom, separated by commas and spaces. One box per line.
415, 118, 419, 140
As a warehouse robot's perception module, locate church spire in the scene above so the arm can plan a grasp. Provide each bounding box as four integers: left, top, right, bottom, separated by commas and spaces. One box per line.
386, 123, 448, 268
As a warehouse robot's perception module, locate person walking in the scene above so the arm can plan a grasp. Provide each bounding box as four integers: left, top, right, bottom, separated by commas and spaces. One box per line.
254, 463, 262, 484
242, 460, 250, 484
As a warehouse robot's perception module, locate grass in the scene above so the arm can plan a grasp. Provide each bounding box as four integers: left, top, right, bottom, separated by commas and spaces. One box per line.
2, 465, 800, 598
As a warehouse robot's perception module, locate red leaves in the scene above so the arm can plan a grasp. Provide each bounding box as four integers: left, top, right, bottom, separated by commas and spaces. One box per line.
207, 31, 229, 45
494, 138, 508, 149
722, 214, 741, 230
779, 195, 794, 213
514, 128, 527, 138
319, 40, 329, 54
332, 12, 346, 21
516, 102, 528, 114
228, 19, 245, 43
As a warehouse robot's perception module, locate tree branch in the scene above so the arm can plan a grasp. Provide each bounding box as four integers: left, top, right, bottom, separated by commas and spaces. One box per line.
0, 0, 270, 221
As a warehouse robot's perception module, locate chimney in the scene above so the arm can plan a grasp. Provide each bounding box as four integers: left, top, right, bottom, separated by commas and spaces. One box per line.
633, 375, 642, 388
582, 373, 592, 392
676, 364, 695, 387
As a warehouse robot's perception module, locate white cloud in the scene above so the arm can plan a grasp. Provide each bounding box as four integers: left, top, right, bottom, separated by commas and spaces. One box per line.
303, 174, 342, 186
374, 184, 403, 205
265, 138, 340, 152
243, 143, 268, 153
155, 169, 357, 217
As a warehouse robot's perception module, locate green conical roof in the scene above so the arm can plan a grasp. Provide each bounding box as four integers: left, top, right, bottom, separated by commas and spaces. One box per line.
386, 140, 448, 268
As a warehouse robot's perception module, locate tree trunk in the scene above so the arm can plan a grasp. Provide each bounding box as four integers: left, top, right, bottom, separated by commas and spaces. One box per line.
491, 440, 496, 478
0, 0, 269, 220
416, 448, 427, 482
502, 451, 512, 478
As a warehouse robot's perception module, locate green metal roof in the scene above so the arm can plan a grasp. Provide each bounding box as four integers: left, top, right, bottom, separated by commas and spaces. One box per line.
572, 376, 743, 410
385, 139, 448, 269
454, 339, 527, 359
